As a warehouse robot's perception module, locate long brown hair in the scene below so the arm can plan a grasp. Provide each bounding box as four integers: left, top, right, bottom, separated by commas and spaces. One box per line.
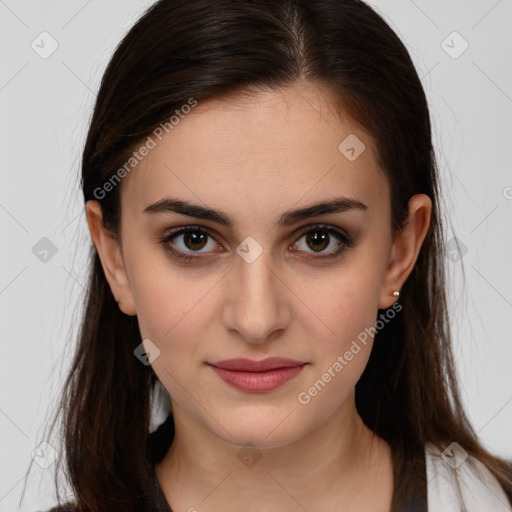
23, 0, 512, 510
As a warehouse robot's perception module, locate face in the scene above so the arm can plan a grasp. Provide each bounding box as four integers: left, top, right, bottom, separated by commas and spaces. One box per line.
89, 83, 428, 449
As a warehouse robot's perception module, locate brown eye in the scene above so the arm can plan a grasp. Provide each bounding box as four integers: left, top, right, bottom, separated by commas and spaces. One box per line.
305, 231, 329, 252
291, 224, 354, 258
159, 226, 220, 261
182, 231, 208, 251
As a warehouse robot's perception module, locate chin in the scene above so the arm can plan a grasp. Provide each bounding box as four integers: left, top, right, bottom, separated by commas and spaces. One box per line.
210, 411, 307, 450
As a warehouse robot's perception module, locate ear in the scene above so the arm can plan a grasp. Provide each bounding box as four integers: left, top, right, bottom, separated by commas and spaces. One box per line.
378, 194, 432, 309
85, 200, 137, 316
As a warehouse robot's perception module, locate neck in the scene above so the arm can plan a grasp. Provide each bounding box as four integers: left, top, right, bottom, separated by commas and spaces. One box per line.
155, 393, 393, 511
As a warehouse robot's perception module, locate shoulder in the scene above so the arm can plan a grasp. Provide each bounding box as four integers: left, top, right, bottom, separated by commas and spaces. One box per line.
425, 442, 512, 512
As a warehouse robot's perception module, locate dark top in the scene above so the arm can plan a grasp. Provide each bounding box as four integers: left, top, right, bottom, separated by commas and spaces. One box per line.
145, 413, 175, 511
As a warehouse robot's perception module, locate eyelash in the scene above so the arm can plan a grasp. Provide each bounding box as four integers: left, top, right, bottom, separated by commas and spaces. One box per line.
158, 224, 355, 263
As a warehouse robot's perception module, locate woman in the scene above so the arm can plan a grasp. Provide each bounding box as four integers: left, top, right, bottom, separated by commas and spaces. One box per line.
30, 0, 512, 510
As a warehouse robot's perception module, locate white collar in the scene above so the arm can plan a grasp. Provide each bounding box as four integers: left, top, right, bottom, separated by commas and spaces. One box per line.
426, 442, 511, 511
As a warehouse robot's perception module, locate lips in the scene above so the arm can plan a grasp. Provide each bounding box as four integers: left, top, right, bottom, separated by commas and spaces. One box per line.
208, 357, 305, 371
207, 357, 307, 392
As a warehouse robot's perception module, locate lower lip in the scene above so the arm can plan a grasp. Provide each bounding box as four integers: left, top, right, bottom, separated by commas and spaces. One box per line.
209, 364, 306, 392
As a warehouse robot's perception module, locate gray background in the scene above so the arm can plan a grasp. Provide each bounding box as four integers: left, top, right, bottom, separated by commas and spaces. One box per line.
0, 0, 511, 510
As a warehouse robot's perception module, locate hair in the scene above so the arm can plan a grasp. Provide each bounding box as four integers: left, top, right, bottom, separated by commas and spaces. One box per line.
23, 0, 512, 511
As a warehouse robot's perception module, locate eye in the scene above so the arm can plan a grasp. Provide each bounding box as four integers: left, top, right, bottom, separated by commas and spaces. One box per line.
290, 224, 354, 259
158, 226, 222, 262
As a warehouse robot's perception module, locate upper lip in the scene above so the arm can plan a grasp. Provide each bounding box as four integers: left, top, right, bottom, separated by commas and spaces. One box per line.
207, 357, 306, 372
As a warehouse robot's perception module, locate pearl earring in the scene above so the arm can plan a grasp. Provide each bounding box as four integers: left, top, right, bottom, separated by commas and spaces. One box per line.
392, 290, 400, 298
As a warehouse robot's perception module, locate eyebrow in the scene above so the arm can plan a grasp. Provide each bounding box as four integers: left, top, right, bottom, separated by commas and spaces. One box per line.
143, 197, 368, 227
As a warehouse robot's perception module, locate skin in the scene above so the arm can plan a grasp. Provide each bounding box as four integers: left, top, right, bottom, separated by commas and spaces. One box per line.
86, 82, 431, 511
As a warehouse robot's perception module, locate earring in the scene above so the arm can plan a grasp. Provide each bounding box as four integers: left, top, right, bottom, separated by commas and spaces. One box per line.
392, 290, 400, 298
116, 300, 123, 305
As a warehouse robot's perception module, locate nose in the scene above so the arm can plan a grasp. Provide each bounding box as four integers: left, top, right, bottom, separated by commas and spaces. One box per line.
222, 248, 292, 344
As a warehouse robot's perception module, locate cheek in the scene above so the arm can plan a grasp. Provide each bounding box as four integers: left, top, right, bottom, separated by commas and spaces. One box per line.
293, 256, 383, 340
291, 258, 383, 389
132, 269, 215, 402
129, 257, 223, 370
127, 236, 210, 329
293, 281, 378, 423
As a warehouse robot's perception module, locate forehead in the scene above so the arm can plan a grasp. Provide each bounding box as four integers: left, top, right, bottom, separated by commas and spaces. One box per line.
120, 84, 388, 223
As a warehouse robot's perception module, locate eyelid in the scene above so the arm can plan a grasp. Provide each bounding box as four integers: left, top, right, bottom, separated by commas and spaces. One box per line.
160, 224, 224, 247
292, 222, 350, 240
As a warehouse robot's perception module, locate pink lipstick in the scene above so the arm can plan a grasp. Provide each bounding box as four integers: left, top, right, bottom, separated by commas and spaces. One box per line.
207, 357, 306, 392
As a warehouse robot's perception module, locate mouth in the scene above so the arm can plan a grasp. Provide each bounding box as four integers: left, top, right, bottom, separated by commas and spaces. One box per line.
207, 357, 307, 392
